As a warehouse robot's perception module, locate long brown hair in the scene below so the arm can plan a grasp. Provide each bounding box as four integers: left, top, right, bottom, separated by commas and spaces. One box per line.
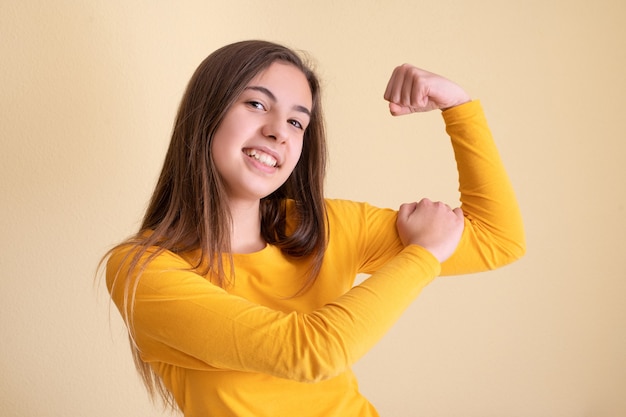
104, 40, 328, 407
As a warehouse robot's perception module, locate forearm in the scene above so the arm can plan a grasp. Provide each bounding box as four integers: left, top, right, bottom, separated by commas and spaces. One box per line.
440, 100, 525, 274
109, 245, 439, 383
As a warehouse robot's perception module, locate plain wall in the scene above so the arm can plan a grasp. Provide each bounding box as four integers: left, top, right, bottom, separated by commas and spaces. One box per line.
1, 1, 625, 416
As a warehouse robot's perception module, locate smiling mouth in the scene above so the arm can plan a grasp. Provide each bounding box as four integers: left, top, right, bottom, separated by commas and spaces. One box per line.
243, 148, 278, 168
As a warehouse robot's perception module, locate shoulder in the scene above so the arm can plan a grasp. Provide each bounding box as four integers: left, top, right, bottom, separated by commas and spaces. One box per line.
322, 199, 404, 273
324, 198, 397, 224
323, 199, 399, 244
106, 243, 194, 288
108, 243, 191, 269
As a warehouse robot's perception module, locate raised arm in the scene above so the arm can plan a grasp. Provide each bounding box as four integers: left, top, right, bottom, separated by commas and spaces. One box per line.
385, 64, 525, 275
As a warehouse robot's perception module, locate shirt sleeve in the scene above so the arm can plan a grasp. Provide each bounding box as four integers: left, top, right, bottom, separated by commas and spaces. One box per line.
107, 244, 440, 383
440, 100, 526, 274
330, 101, 525, 277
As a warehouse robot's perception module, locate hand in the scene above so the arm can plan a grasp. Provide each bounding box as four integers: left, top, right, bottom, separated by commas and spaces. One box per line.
383, 64, 471, 115
397, 198, 465, 263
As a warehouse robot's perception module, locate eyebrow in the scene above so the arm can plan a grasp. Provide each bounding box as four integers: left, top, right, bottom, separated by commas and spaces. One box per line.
245, 86, 311, 117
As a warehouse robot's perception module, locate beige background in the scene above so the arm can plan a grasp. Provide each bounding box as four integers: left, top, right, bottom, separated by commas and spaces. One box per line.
2, 1, 625, 416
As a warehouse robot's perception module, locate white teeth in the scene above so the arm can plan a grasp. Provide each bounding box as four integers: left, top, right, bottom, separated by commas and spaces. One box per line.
245, 149, 277, 167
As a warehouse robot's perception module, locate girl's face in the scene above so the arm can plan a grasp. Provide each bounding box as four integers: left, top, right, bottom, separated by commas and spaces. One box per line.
211, 62, 312, 205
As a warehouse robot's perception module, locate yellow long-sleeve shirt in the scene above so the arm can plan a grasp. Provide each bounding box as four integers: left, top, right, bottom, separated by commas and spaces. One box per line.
107, 100, 525, 417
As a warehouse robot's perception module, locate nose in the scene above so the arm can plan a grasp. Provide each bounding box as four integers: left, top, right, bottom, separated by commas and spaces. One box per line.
262, 115, 288, 142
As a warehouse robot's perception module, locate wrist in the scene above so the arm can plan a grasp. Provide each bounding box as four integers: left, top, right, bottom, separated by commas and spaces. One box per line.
442, 97, 472, 112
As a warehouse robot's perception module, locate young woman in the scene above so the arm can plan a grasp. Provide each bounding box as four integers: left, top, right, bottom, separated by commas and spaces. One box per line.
104, 40, 525, 416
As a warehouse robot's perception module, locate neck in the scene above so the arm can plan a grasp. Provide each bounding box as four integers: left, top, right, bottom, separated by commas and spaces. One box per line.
228, 199, 265, 254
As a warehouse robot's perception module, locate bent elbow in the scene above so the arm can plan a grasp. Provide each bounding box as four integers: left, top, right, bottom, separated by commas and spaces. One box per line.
474, 214, 527, 271
497, 237, 526, 268
486, 226, 527, 270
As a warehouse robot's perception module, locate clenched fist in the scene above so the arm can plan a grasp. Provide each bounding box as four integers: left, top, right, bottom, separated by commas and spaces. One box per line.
384, 64, 471, 115
397, 198, 465, 263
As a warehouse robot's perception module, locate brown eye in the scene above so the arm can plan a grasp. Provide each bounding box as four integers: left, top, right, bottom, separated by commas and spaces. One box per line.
289, 119, 303, 130
247, 101, 265, 110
